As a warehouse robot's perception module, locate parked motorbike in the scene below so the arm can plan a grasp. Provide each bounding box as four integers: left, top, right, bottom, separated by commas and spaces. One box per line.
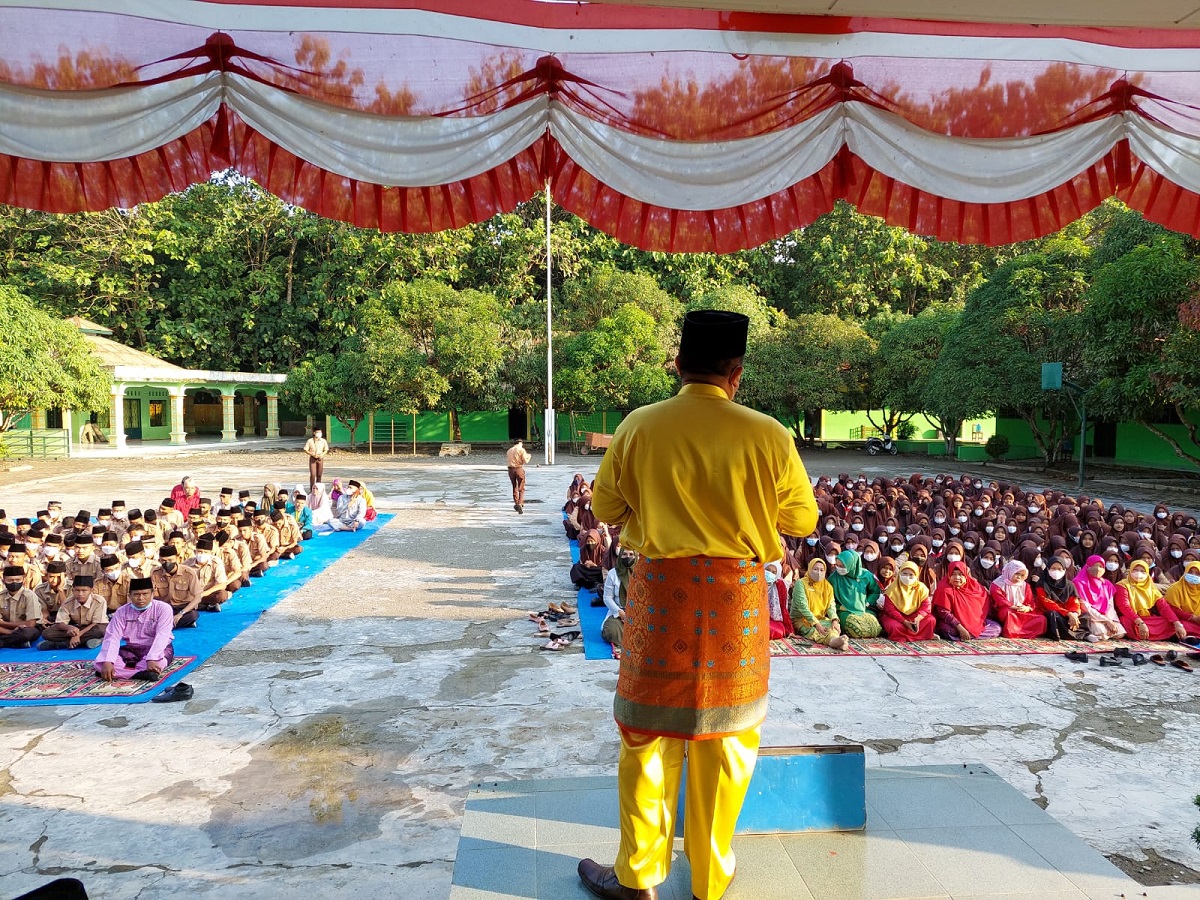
865, 435, 898, 456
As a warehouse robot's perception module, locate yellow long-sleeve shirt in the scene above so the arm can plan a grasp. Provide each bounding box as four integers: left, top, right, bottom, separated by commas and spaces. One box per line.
592, 382, 818, 562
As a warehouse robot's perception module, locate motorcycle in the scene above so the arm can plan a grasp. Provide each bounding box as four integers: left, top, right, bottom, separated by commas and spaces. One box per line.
865, 435, 898, 456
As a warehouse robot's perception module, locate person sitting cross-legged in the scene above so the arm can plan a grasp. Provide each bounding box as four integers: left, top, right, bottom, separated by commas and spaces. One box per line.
880, 561, 936, 642
151, 545, 202, 628
94, 578, 174, 682
189, 535, 230, 612
790, 558, 849, 651
328, 479, 368, 532
0, 565, 46, 649
39, 575, 108, 650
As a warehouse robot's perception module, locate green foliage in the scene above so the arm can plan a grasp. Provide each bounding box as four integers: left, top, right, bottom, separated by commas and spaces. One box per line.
280, 352, 376, 448
739, 313, 874, 434
985, 434, 1011, 460
554, 304, 674, 411
895, 420, 917, 441
0, 285, 110, 432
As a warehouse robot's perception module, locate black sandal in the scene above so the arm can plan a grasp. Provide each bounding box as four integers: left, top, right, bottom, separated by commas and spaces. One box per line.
1098, 656, 1123, 667
1064, 651, 1089, 663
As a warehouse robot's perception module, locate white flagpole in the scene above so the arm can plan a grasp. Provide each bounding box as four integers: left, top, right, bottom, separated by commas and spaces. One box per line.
544, 179, 555, 465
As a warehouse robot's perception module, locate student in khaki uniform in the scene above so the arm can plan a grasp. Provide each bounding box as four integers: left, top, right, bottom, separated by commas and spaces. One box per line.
167, 530, 194, 563
215, 531, 243, 595
254, 511, 282, 567
40, 533, 66, 571
151, 545, 202, 628
1, 565, 46, 648
188, 535, 230, 611
123, 541, 155, 579
23, 529, 47, 575
100, 531, 123, 562
239, 519, 270, 577
96, 554, 131, 613
35, 561, 71, 621
272, 507, 303, 559
230, 521, 254, 586
157, 498, 185, 532
40, 575, 108, 650
109, 500, 129, 538
9, 544, 43, 590
68, 537, 102, 582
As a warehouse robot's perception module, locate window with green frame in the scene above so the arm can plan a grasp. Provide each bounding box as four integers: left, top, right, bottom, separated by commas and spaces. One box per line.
148, 400, 165, 427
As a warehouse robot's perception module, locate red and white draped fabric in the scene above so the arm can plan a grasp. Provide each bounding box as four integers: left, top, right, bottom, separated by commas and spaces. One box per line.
3, 0, 1200, 250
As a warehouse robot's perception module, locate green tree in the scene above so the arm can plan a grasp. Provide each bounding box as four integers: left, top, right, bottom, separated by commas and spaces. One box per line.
554, 304, 674, 412
0, 286, 110, 433
936, 237, 1091, 465
281, 352, 376, 449
740, 313, 874, 440
1083, 231, 1200, 465
374, 279, 509, 438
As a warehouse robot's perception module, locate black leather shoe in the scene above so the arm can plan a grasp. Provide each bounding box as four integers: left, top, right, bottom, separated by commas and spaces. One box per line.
577, 859, 657, 900
152, 682, 194, 703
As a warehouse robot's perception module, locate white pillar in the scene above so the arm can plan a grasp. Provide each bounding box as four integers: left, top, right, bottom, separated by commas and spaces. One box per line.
220, 389, 238, 443
305, 414, 314, 438
110, 385, 127, 451
168, 386, 187, 446
62, 408, 73, 455
266, 394, 280, 439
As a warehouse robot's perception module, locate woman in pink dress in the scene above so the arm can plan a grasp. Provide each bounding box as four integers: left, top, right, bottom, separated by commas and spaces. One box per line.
989, 561, 1047, 639
1073, 554, 1126, 641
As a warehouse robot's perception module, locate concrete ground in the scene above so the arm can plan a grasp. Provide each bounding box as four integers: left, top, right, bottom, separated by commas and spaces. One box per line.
1, 449, 1199, 898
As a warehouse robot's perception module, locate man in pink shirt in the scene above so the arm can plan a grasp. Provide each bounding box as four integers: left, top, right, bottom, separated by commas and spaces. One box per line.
94, 577, 175, 682
168, 476, 202, 519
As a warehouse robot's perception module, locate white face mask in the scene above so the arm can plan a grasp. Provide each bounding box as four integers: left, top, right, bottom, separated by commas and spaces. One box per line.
985, 526, 994, 534
105, 570, 120, 581
948, 526, 961, 535
980, 558, 995, 569
851, 523, 864, 532
834, 566, 848, 576
964, 542, 976, 550
93, 537, 103, 546
1007, 526, 1018, 534
957, 515, 969, 524
933, 516, 946, 524
946, 553, 962, 563
973, 509, 982, 516
1034, 558, 1045, 568
1028, 505, 1040, 513
195, 553, 211, 565
1171, 550, 1183, 558
1130, 571, 1147, 583
1048, 568, 1066, 581
1185, 573, 1200, 586
102, 544, 118, 555
1157, 511, 1168, 519
826, 556, 838, 565
1119, 544, 1130, 552
890, 543, 904, 553
863, 552, 878, 562
852, 505, 862, 513
898, 573, 916, 585
1105, 561, 1120, 572
932, 539, 944, 548
43, 548, 58, 559
825, 523, 836, 531
885, 525, 896, 534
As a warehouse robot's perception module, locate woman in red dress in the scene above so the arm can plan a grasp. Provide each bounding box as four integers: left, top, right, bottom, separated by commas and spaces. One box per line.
880, 561, 936, 641
990, 561, 1048, 639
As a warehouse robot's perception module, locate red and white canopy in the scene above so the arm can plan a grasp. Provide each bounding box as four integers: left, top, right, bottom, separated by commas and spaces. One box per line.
3, 0, 1200, 250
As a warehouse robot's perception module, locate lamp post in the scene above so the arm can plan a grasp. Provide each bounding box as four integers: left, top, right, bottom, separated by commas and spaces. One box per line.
544, 180, 555, 466
1041, 362, 1087, 490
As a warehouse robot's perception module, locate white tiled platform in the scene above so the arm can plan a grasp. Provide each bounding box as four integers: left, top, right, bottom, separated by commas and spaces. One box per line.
451, 764, 1200, 900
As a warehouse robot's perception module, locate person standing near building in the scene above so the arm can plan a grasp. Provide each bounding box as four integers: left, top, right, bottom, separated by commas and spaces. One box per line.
579, 310, 819, 900
304, 428, 330, 493
506, 439, 532, 514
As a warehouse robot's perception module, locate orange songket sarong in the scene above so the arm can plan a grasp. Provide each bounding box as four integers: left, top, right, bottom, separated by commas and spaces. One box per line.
614, 556, 769, 740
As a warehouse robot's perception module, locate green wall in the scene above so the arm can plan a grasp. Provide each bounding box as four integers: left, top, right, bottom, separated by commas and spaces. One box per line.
818, 410, 994, 444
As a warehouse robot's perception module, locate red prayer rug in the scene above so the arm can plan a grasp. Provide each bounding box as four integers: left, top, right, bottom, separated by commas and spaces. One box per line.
0, 657, 195, 701
771, 636, 1183, 659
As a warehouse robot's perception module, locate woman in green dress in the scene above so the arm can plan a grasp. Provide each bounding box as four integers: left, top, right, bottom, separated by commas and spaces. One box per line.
829, 549, 882, 638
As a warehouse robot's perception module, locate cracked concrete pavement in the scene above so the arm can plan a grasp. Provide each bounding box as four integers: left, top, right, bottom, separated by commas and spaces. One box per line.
1, 449, 1199, 896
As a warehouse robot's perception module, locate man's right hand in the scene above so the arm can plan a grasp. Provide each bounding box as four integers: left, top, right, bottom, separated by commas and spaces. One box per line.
98, 662, 114, 683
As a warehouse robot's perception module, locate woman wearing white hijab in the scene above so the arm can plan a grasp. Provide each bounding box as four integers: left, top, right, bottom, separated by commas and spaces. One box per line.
308, 482, 332, 528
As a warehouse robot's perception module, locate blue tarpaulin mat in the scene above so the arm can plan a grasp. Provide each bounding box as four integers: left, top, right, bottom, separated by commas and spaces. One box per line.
565, 535, 617, 661
0, 515, 393, 706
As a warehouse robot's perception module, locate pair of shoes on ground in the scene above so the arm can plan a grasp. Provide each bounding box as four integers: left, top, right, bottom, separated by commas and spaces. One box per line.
541, 631, 581, 651
576, 859, 720, 900
1149, 650, 1193, 671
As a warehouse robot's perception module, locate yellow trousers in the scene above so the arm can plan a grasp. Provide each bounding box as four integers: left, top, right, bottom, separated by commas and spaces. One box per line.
613, 726, 761, 900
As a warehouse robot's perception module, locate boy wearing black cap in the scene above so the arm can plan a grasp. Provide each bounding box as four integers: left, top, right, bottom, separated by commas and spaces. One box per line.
68, 535, 102, 583
41, 575, 108, 650
0, 566, 46, 648
35, 560, 71, 620
238, 518, 269, 577
96, 554, 130, 613
188, 535, 230, 611
329, 480, 367, 532
94, 577, 174, 682
151, 546, 202, 628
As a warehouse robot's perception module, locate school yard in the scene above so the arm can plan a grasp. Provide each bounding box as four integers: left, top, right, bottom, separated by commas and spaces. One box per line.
1, 448, 1199, 898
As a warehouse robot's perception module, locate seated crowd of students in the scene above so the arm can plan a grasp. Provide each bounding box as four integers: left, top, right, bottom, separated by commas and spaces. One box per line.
564, 471, 1200, 660
0, 475, 377, 679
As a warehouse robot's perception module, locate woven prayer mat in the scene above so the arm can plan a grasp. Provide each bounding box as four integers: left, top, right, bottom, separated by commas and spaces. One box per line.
0, 656, 195, 701
770, 635, 1184, 659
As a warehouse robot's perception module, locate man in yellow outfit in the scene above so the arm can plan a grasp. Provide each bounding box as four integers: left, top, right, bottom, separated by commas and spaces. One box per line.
581, 310, 819, 900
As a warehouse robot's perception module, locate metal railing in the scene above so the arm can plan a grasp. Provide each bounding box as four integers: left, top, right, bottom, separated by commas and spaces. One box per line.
848, 425, 883, 441
1, 428, 71, 459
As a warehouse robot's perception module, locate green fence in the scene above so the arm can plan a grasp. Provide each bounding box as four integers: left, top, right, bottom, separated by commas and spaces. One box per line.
2, 429, 71, 459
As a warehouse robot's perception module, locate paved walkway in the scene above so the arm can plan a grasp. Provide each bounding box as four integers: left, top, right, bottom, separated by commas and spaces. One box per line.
69, 435, 306, 459
0, 453, 1198, 897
